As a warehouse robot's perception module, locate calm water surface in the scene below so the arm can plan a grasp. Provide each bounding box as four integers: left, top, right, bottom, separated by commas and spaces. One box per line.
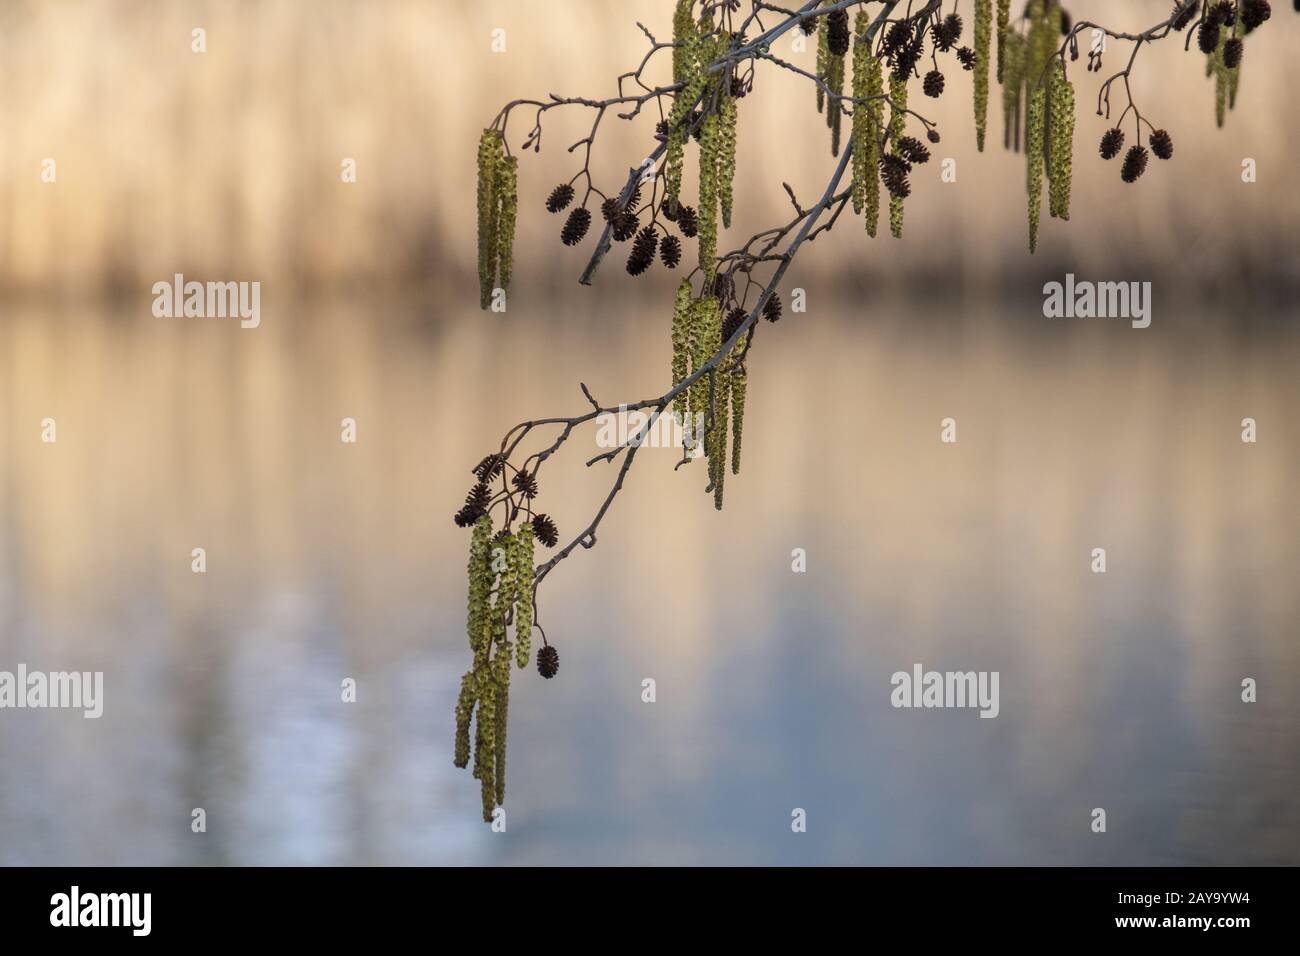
1, 299, 1296, 864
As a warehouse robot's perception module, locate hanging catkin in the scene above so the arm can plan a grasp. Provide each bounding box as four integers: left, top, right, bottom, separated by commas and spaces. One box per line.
494, 533, 518, 646
453, 671, 476, 769
690, 298, 720, 449
709, 366, 730, 509
698, 111, 720, 280
719, 91, 738, 229
476, 129, 503, 310
495, 155, 517, 296
467, 515, 494, 667
730, 361, 747, 475
493, 643, 511, 806
1047, 61, 1074, 220
827, 52, 845, 156
1026, 79, 1046, 252
816, 5, 829, 114
1213, 31, 1228, 127
851, 11, 870, 216
513, 523, 534, 668
672, 0, 694, 84
474, 667, 497, 821
1002, 31, 1024, 150
974, 0, 992, 151
865, 47, 884, 237
996, 0, 1010, 84
671, 279, 692, 423
667, 19, 705, 215
888, 73, 907, 239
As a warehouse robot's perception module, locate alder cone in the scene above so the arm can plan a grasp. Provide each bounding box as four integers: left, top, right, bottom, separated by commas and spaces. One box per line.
537, 645, 559, 679
545, 183, 574, 213
561, 207, 591, 246
1121, 145, 1149, 183
660, 234, 682, 269
1099, 128, 1124, 160
1149, 129, 1174, 160
1223, 38, 1243, 70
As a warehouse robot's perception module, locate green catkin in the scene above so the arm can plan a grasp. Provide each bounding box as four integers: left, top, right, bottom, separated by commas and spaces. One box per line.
1228, 12, 1242, 110
666, 23, 706, 215
827, 52, 845, 156
513, 525, 534, 668
476, 129, 503, 310
974, 0, 992, 151
719, 91, 737, 229
1022, 2, 1046, 170
1214, 32, 1228, 128
1047, 61, 1074, 220
495, 154, 517, 296
493, 533, 517, 650
710, 368, 730, 509
888, 73, 907, 239
684, 296, 702, 429
467, 515, 494, 666
864, 51, 883, 236
996, 0, 1010, 84
671, 279, 692, 423
729, 361, 747, 475
672, 0, 694, 84
698, 111, 720, 280
453, 670, 476, 769
493, 644, 511, 806
690, 298, 720, 450
1026, 80, 1046, 253
850, 12, 870, 215
474, 668, 496, 821
1002, 31, 1024, 150
816, 6, 829, 113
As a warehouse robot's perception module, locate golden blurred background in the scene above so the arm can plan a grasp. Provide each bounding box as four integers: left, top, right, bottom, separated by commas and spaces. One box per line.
1, 0, 1297, 298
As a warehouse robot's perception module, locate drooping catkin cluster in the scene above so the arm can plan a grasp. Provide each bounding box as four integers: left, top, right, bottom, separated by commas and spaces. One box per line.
973, 0, 992, 151
887, 73, 907, 239
455, 509, 541, 821
1047, 60, 1074, 220
1025, 77, 1046, 253
476, 129, 517, 310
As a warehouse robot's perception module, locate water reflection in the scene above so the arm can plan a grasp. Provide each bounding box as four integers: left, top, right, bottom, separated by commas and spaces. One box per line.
0, 300, 1296, 864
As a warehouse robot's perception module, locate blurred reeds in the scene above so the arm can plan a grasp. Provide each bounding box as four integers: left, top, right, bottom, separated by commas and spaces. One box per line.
0, 0, 1296, 299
